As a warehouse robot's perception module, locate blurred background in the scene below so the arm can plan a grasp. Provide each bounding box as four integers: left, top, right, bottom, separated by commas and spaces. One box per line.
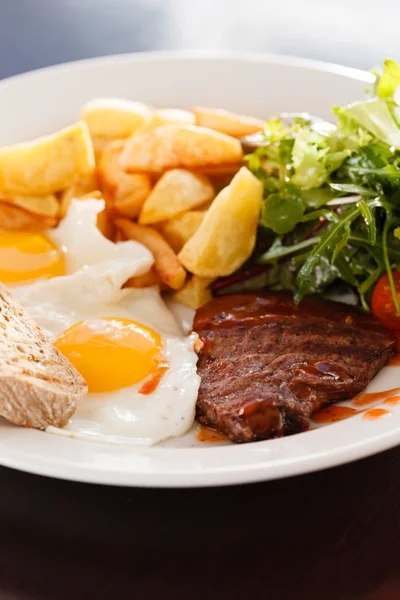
0, 0, 399, 79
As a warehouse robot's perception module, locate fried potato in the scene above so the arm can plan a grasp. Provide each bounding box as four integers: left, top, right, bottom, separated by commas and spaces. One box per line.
0, 122, 95, 196
98, 141, 151, 218
0, 202, 58, 231
59, 172, 100, 216
194, 107, 264, 137
123, 268, 164, 290
132, 109, 195, 136
120, 125, 243, 173
115, 218, 186, 290
158, 210, 206, 253
96, 208, 115, 240
0, 194, 59, 217
178, 167, 263, 277
200, 163, 243, 176
92, 136, 113, 163
172, 275, 213, 310
81, 98, 152, 139
138, 169, 214, 225
157, 109, 195, 126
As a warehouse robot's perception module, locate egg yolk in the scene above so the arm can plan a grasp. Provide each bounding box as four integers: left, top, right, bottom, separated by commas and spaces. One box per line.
54, 317, 163, 393
0, 230, 65, 283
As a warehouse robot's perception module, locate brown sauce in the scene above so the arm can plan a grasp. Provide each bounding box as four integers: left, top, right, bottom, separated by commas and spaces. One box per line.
363, 408, 391, 420
139, 363, 168, 395
389, 354, 400, 366
194, 292, 391, 335
196, 425, 228, 443
312, 405, 359, 424
353, 387, 400, 407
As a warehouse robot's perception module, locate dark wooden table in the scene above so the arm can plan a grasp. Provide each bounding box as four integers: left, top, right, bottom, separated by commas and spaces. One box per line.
0, 2, 399, 599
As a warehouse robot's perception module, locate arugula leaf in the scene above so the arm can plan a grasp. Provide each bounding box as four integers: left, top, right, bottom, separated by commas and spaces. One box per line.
329, 182, 376, 197
261, 187, 305, 234
332, 222, 351, 264
294, 198, 382, 302
301, 186, 337, 208
257, 237, 320, 263
357, 198, 377, 244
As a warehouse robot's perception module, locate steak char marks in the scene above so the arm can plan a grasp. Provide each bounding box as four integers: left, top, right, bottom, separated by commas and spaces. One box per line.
193, 292, 396, 443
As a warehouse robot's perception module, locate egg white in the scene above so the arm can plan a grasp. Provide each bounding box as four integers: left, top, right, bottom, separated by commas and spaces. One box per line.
47, 334, 199, 445
12, 198, 200, 445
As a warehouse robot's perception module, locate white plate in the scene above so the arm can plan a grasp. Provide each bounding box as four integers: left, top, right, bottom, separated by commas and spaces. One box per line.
0, 51, 399, 488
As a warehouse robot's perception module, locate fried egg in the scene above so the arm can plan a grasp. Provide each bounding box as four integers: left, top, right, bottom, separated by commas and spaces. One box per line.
13, 198, 200, 445
0, 230, 65, 284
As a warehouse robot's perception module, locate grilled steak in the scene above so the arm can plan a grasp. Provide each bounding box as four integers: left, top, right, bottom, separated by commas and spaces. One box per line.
193, 292, 396, 443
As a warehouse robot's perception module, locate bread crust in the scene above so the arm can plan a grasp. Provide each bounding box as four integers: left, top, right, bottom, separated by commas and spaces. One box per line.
0, 283, 87, 429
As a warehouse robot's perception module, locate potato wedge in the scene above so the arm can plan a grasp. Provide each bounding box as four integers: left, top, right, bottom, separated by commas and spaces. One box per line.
120, 125, 243, 173
158, 210, 206, 253
0, 122, 95, 196
139, 169, 214, 225
132, 109, 195, 137
98, 141, 151, 218
92, 136, 113, 163
0, 194, 59, 218
115, 218, 186, 290
172, 275, 213, 310
81, 98, 152, 139
194, 107, 264, 137
59, 172, 100, 216
157, 109, 195, 126
178, 167, 263, 277
0, 202, 58, 231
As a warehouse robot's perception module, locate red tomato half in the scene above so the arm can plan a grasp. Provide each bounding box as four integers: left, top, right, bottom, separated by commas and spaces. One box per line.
372, 272, 400, 331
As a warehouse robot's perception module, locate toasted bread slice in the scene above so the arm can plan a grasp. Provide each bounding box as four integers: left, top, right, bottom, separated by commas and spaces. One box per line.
0, 283, 87, 429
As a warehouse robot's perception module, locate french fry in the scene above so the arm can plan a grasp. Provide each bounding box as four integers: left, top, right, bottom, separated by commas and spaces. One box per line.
81, 98, 153, 139
0, 122, 95, 196
178, 167, 263, 277
194, 107, 264, 137
120, 124, 243, 173
115, 218, 186, 290
123, 268, 164, 289
158, 210, 206, 253
97, 141, 152, 218
139, 169, 214, 225
172, 275, 213, 310
96, 208, 115, 241
0, 194, 59, 218
0, 202, 58, 231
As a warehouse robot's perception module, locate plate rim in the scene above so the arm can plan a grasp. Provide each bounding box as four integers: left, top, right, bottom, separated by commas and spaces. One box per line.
0, 49, 374, 90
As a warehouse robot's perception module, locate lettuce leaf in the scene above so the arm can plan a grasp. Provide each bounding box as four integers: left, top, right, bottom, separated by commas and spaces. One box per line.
334, 99, 400, 148
376, 59, 400, 99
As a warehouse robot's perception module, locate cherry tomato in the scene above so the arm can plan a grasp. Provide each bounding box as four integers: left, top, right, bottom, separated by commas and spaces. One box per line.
371, 272, 400, 331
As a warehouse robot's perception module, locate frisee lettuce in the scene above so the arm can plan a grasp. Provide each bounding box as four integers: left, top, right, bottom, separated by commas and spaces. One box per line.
239, 59, 400, 309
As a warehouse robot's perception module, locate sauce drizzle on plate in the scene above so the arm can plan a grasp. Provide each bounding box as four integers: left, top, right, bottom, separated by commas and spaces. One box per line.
362, 408, 391, 420
352, 387, 400, 407
196, 425, 228, 443
312, 406, 359, 424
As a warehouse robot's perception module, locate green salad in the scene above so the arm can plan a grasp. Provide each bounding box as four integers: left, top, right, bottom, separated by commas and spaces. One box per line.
214, 59, 400, 313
